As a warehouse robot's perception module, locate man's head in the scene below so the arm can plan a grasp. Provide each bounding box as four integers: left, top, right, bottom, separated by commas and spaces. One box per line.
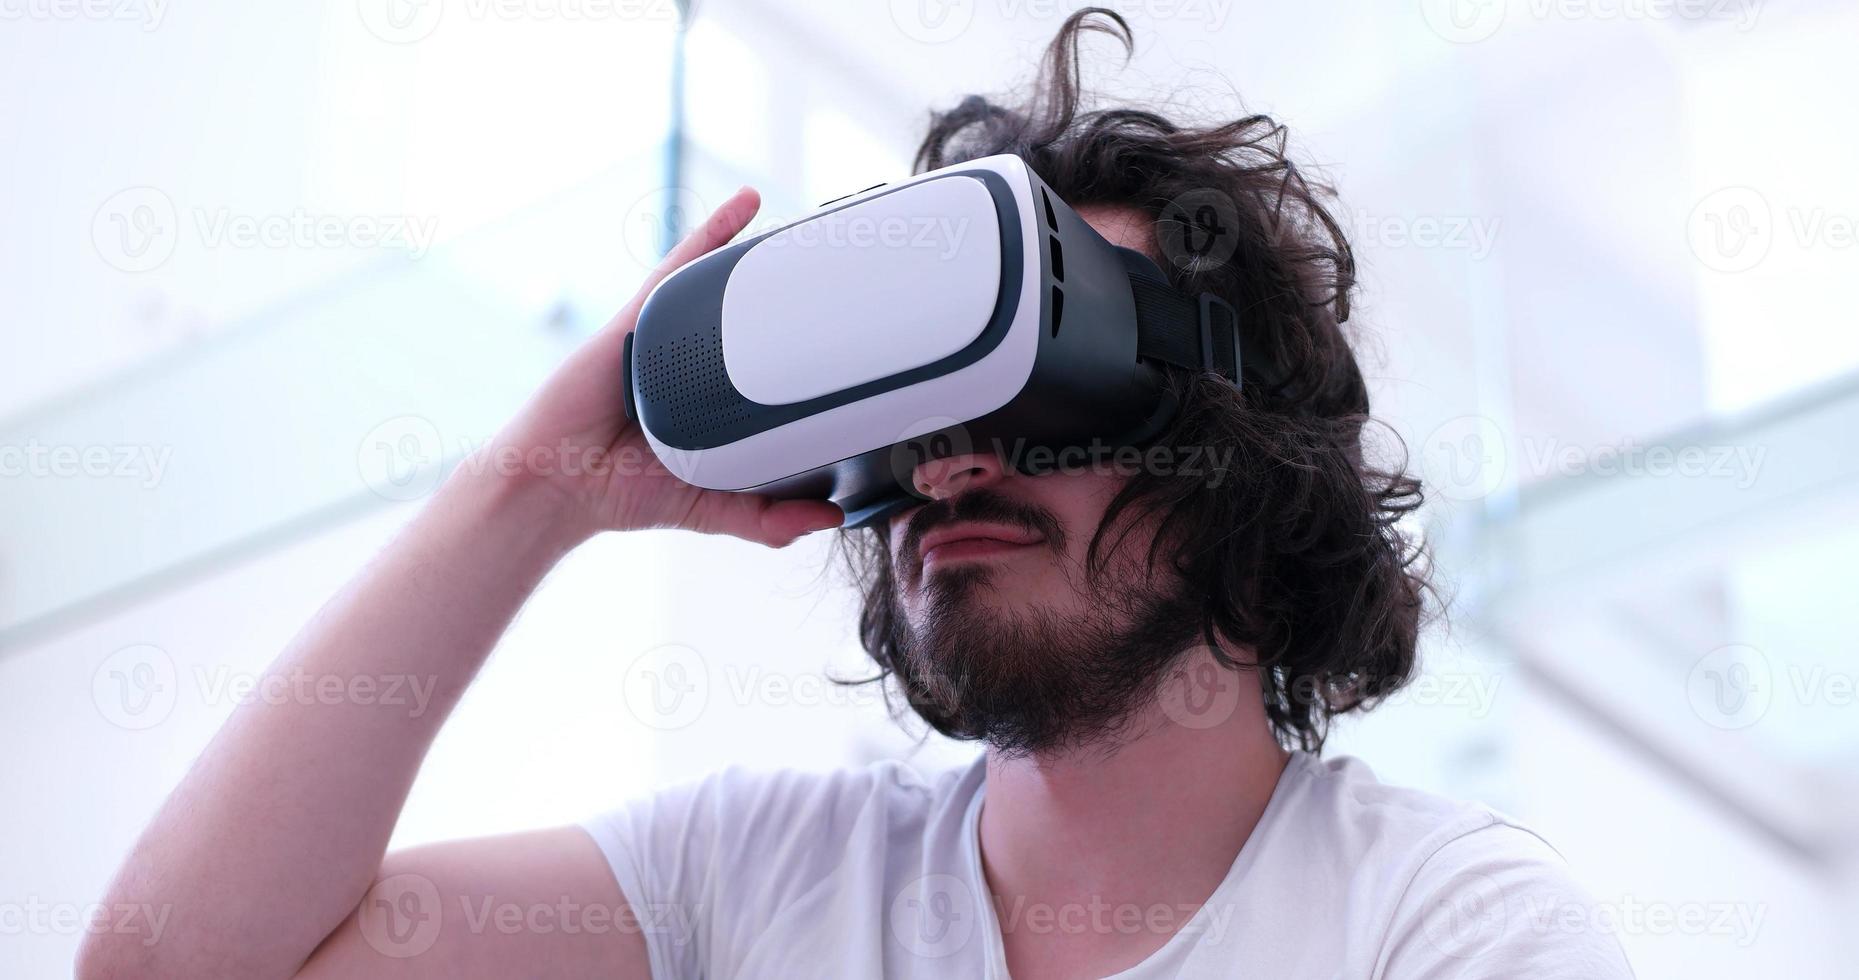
839, 9, 1429, 757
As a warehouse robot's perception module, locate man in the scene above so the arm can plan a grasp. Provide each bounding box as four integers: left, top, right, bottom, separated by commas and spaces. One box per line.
80, 10, 1633, 979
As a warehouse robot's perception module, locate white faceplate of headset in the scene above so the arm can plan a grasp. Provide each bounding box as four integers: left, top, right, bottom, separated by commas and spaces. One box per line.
642, 154, 1044, 492
719, 175, 1003, 406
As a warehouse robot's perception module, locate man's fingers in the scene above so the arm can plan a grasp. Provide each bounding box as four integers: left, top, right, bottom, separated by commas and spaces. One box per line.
683, 489, 843, 547
755, 498, 846, 547
611, 186, 761, 328
658, 185, 761, 276
599, 186, 759, 342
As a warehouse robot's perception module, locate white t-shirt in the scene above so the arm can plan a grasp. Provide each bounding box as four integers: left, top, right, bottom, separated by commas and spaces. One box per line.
580, 752, 1634, 979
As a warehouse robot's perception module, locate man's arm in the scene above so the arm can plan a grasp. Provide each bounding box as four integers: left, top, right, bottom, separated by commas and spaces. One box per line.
296, 827, 644, 979
75, 474, 626, 980
75, 186, 842, 980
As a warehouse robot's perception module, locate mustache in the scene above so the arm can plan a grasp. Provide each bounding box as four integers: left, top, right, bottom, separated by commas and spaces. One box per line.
897, 487, 1068, 573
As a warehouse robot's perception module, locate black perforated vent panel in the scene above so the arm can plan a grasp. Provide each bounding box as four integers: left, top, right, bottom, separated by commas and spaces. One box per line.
635, 323, 749, 448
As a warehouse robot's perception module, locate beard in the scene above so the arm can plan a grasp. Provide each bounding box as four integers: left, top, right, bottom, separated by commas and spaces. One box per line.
888, 491, 1204, 757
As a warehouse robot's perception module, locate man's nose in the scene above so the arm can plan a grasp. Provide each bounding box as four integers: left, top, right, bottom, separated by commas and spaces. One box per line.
910, 451, 1007, 501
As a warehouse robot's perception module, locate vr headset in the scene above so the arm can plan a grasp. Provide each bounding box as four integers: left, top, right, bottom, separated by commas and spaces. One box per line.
623, 153, 1272, 527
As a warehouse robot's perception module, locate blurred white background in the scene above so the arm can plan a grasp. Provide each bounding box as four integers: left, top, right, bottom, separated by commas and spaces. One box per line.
3, 0, 1856, 976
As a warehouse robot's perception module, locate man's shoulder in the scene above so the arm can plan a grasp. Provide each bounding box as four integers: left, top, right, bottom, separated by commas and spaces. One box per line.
1265, 753, 1578, 932
697, 755, 977, 830
1271, 753, 1634, 976
579, 754, 983, 920
597, 754, 983, 861
1278, 752, 1533, 863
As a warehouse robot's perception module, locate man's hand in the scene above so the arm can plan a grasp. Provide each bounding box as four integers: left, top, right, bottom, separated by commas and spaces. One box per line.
472, 186, 844, 548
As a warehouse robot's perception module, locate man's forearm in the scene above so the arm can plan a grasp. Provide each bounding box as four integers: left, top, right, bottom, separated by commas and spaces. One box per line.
80, 470, 584, 980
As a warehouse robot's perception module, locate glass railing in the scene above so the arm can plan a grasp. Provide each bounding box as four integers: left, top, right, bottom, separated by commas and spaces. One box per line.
0, 156, 672, 649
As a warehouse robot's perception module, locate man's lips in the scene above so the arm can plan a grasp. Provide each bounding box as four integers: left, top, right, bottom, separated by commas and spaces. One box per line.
917, 523, 1045, 569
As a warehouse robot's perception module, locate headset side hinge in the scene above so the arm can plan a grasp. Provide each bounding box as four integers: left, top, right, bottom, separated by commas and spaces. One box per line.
1197, 292, 1242, 387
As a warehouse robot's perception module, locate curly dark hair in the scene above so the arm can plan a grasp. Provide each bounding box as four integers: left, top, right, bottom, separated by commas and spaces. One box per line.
837, 8, 1430, 753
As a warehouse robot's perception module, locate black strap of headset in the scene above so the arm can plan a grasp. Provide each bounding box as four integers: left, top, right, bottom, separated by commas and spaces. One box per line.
1129, 273, 1286, 392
